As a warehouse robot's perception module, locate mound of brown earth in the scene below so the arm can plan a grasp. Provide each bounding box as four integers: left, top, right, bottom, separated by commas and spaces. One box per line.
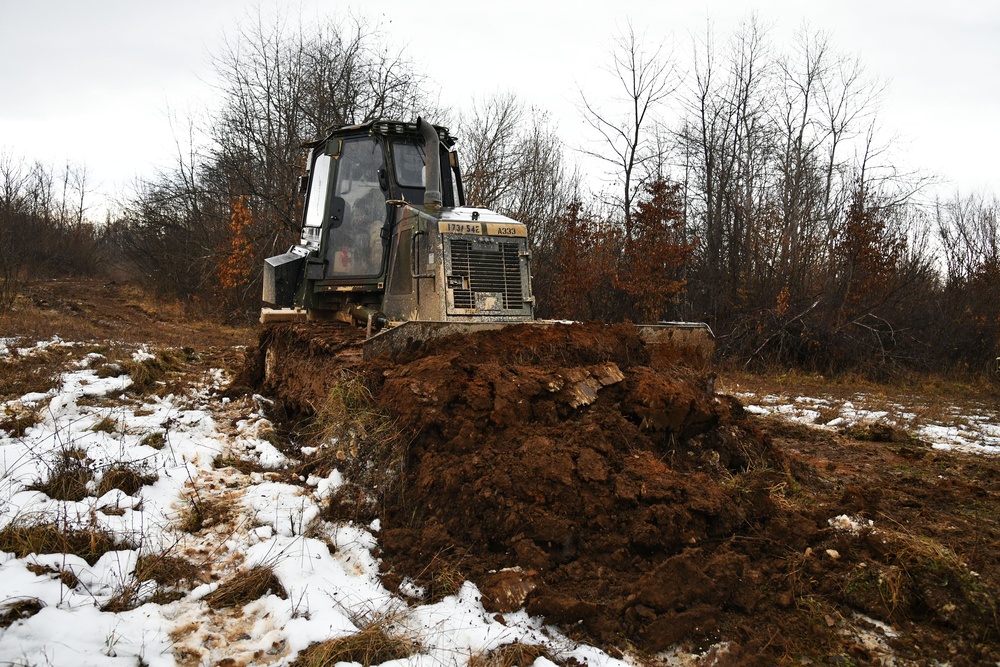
345, 324, 787, 653
259, 322, 1000, 664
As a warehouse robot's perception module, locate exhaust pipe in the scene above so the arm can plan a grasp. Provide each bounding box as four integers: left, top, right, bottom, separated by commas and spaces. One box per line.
416, 117, 442, 209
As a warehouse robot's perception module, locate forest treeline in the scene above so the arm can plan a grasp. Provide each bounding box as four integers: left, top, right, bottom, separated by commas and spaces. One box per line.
1, 14, 998, 380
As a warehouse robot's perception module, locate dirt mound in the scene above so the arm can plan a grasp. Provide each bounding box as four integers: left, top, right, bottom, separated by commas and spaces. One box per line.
277, 322, 999, 663
326, 325, 789, 651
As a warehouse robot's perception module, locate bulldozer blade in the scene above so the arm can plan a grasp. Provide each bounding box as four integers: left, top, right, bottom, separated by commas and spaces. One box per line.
363, 320, 532, 360
634, 322, 715, 370
363, 320, 714, 369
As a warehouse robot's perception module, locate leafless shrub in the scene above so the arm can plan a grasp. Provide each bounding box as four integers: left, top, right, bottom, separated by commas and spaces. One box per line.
28, 447, 94, 502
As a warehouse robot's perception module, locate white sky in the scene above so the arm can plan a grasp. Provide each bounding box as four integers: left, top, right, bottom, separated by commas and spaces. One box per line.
1, 0, 998, 216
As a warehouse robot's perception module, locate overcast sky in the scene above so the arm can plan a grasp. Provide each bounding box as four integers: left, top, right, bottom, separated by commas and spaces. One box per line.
1, 0, 998, 216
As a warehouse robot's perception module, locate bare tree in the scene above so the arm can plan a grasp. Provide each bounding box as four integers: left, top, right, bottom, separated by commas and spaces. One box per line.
679, 17, 773, 316
579, 23, 678, 240
207, 9, 438, 259
458, 93, 578, 255
460, 93, 525, 211
938, 191, 1000, 283
116, 9, 438, 315
0, 153, 30, 307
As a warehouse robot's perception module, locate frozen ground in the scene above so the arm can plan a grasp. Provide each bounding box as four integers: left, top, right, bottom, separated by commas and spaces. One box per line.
2, 336, 997, 666
733, 387, 1000, 456
0, 339, 655, 667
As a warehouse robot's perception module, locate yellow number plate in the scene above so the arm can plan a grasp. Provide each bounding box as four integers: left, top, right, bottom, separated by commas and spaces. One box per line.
485, 223, 527, 237
438, 221, 483, 235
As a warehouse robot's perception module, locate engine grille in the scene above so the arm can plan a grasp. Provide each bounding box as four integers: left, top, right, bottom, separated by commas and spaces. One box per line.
448, 239, 524, 311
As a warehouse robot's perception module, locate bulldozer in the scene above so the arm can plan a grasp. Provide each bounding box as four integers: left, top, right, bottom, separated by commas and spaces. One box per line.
260, 118, 713, 367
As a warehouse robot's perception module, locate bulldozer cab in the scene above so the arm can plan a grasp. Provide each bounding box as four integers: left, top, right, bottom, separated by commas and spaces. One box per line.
263, 121, 472, 317
304, 125, 465, 286
312, 138, 388, 278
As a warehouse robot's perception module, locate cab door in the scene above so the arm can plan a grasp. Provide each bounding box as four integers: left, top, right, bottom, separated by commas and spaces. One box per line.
324, 138, 388, 279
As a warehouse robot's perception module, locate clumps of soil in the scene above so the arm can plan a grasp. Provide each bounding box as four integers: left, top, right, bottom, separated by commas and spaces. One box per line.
312, 323, 792, 654
262, 321, 1000, 663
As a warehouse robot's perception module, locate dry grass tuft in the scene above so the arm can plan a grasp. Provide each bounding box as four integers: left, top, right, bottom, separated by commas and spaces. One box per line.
0, 597, 46, 628
0, 404, 40, 437
289, 618, 419, 667
135, 552, 202, 587
94, 362, 125, 379
90, 416, 119, 434
25, 562, 80, 588
0, 297, 105, 343
0, 521, 127, 565
0, 347, 63, 400
97, 463, 158, 496
140, 431, 166, 450
310, 374, 406, 496
29, 447, 94, 501
212, 454, 271, 475
468, 643, 561, 667
841, 525, 998, 631
425, 559, 466, 604
843, 421, 910, 443
99, 550, 202, 612
204, 565, 287, 609
178, 493, 236, 534
124, 348, 191, 394
320, 482, 378, 526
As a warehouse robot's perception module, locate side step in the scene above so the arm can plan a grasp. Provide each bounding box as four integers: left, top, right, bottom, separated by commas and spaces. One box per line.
260, 308, 308, 324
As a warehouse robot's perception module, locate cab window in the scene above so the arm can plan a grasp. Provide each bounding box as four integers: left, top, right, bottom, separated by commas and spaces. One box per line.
303, 153, 332, 227
326, 138, 387, 277
391, 140, 425, 187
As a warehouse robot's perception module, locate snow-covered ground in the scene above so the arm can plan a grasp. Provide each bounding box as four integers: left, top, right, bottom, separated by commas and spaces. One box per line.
734, 389, 1000, 455
4, 340, 994, 666
0, 341, 652, 667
